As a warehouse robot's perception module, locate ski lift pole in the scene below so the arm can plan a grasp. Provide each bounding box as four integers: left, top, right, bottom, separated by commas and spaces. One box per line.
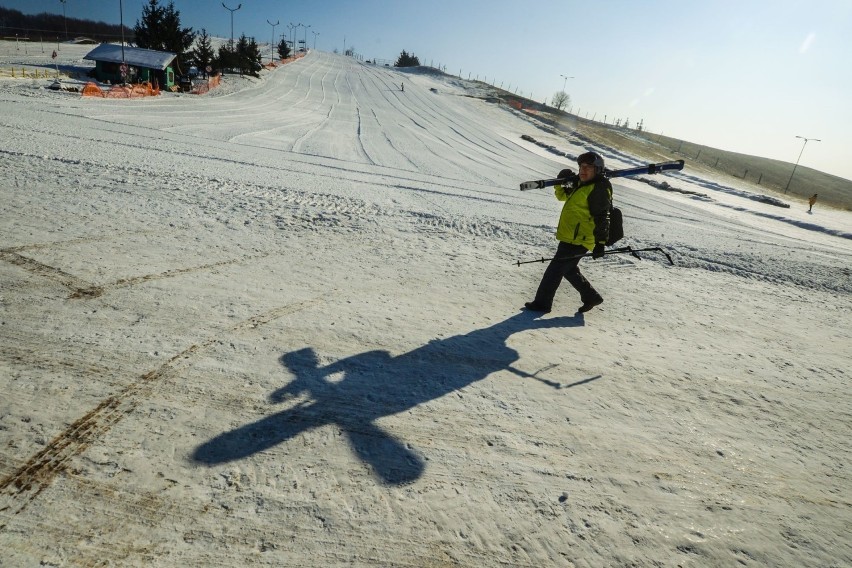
515, 246, 674, 266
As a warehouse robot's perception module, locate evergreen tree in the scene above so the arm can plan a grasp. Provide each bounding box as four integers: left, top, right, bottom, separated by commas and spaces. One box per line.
394, 50, 420, 67
277, 37, 291, 60
133, 0, 163, 50
214, 43, 236, 73
235, 34, 263, 77
133, 0, 194, 67
160, 1, 195, 66
246, 37, 263, 76
192, 29, 215, 75
235, 35, 250, 76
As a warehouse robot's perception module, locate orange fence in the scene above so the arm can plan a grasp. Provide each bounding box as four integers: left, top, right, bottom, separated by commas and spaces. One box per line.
190, 73, 221, 95
82, 52, 308, 98
81, 81, 160, 98
260, 52, 306, 71
278, 52, 306, 65
189, 52, 305, 95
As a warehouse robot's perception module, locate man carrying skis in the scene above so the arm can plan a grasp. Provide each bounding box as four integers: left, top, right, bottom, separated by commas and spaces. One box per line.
524, 151, 612, 314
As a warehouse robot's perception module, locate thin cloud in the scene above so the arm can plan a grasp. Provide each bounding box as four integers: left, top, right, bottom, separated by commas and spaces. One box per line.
799, 32, 816, 54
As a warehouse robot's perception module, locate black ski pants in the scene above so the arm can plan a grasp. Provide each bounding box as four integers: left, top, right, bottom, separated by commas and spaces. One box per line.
533, 241, 602, 309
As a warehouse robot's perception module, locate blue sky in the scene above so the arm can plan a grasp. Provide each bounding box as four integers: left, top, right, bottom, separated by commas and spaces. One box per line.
5, 0, 851, 181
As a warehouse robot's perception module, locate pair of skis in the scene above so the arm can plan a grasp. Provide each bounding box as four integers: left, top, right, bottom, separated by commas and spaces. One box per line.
519, 159, 685, 191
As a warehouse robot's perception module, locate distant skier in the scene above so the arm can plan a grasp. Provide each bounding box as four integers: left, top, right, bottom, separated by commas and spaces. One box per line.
808, 193, 818, 213
400, 82, 404, 92
524, 151, 612, 314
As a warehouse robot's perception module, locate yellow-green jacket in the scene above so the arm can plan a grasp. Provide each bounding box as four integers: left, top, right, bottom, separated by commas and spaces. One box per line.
554, 176, 613, 250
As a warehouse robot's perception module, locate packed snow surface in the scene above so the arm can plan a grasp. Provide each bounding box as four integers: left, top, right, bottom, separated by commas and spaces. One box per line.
1, 43, 850, 566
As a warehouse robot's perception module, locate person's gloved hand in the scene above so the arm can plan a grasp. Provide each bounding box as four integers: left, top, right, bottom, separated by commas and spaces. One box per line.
592, 243, 606, 259
558, 168, 577, 181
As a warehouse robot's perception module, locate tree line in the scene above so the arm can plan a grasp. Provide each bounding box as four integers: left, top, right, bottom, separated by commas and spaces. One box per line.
134, 0, 267, 77
5, 1, 421, 77
1, 1, 276, 78
0, 7, 127, 42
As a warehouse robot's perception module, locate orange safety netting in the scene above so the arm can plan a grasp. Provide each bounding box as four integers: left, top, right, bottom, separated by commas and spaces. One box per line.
261, 52, 306, 69
189, 53, 307, 95
81, 81, 160, 98
284, 52, 306, 63
190, 74, 222, 95
81, 82, 103, 97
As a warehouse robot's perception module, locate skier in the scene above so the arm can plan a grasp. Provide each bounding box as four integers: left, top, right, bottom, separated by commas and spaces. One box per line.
808, 193, 818, 213
524, 151, 612, 314
401, 82, 404, 92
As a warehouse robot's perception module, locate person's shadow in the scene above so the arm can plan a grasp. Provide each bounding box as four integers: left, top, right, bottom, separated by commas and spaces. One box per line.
192, 311, 584, 485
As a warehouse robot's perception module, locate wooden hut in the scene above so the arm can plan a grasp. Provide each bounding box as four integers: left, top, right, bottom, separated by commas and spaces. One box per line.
84, 44, 177, 88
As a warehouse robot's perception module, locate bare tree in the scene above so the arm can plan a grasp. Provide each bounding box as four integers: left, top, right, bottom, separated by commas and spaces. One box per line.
552, 91, 571, 111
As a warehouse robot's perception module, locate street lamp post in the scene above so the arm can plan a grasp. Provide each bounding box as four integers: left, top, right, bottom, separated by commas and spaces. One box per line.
286, 23, 295, 58
312, 30, 319, 50
295, 23, 304, 54
267, 19, 279, 63
59, 0, 68, 40
560, 73, 574, 92
784, 136, 821, 194
304, 25, 311, 53
119, 0, 125, 75
222, 2, 241, 48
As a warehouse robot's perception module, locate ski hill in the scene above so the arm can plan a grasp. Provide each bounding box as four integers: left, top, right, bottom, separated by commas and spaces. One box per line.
1, 46, 850, 567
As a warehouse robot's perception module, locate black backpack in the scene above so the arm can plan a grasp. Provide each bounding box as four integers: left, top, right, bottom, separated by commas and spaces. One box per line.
607, 206, 624, 246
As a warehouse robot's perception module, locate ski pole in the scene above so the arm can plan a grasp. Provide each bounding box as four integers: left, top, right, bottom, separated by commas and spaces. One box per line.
630, 247, 674, 265
514, 247, 633, 266
515, 246, 674, 266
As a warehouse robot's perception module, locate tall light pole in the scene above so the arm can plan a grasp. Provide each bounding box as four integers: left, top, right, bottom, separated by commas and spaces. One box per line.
312, 30, 319, 50
59, 0, 68, 40
304, 24, 311, 53
560, 73, 574, 92
785, 136, 821, 194
267, 19, 279, 63
294, 23, 304, 54
119, 0, 125, 69
286, 23, 295, 58
222, 2, 241, 48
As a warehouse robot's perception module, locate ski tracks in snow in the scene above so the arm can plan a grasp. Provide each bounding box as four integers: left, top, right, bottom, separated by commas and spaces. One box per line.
0, 296, 328, 517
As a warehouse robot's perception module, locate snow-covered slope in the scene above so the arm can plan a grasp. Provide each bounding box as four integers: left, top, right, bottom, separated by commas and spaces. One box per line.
1, 46, 850, 567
